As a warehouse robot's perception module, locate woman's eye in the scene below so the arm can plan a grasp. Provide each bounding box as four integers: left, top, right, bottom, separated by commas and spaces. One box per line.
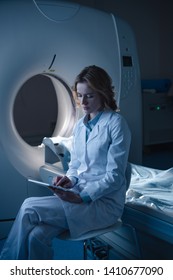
77, 93, 94, 98
86, 94, 93, 98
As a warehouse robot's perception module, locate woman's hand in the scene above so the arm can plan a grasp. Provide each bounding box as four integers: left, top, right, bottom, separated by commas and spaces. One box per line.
52, 175, 73, 189
49, 186, 83, 204
50, 175, 82, 203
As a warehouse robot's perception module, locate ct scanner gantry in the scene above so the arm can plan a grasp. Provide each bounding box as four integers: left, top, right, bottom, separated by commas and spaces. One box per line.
0, 0, 142, 238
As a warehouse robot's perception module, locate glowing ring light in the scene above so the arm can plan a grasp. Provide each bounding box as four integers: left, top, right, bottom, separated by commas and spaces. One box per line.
0, 71, 76, 178
0, 0, 81, 178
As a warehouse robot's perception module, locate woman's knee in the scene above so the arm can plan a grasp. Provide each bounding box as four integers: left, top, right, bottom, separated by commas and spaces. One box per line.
21, 197, 36, 207
18, 199, 39, 226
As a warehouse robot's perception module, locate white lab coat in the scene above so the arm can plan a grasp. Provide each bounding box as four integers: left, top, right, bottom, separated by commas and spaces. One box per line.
64, 110, 131, 238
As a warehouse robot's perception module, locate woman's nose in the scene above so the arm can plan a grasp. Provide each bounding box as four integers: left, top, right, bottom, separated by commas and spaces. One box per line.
81, 96, 87, 104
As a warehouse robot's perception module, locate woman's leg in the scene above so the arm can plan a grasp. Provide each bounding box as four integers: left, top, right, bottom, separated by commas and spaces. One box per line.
28, 224, 65, 260
0, 195, 68, 260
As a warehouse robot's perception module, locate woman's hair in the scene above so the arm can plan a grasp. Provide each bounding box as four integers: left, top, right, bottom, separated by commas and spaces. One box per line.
73, 65, 118, 111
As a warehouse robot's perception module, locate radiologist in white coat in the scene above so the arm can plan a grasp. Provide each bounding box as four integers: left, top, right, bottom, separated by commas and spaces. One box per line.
0, 65, 131, 260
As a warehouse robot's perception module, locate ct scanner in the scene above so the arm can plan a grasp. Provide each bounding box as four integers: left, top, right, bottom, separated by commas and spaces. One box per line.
0, 0, 142, 239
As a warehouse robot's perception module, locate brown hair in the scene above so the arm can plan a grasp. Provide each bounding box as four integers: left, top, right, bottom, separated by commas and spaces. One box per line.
73, 65, 118, 111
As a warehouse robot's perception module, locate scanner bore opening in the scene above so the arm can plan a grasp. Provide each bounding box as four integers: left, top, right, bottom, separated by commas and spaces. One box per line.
13, 74, 75, 147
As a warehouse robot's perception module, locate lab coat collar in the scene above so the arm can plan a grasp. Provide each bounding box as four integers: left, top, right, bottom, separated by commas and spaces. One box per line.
80, 110, 113, 125
79, 110, 114, 143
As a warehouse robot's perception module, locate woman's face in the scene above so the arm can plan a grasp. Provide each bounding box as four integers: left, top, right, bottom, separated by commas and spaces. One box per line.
76, 82, 103, 119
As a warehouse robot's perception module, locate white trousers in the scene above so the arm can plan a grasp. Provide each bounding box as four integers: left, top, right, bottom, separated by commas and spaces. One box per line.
0, 196, 69, 260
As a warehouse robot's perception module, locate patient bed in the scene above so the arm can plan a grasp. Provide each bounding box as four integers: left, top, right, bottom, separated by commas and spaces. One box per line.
126, 164, 173, 217
122, 163, 173, 259
92, 163, 173, 260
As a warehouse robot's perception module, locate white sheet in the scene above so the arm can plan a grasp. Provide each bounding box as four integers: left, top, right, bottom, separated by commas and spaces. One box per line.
126, 164, 173, 217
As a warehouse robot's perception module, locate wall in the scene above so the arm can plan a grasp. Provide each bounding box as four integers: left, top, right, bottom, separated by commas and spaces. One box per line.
67, 0, 173, 81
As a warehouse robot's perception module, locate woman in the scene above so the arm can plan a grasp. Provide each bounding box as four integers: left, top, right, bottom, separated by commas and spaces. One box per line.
0, 65, 131, 259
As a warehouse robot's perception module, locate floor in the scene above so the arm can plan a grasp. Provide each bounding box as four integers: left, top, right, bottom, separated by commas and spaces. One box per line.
0, 235, 84, 260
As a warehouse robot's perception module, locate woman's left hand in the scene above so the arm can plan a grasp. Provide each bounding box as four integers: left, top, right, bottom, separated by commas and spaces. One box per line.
49, 187, 83, 204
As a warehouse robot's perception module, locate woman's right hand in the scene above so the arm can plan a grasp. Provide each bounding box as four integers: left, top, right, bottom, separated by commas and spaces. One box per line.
52, 175, 73, 189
